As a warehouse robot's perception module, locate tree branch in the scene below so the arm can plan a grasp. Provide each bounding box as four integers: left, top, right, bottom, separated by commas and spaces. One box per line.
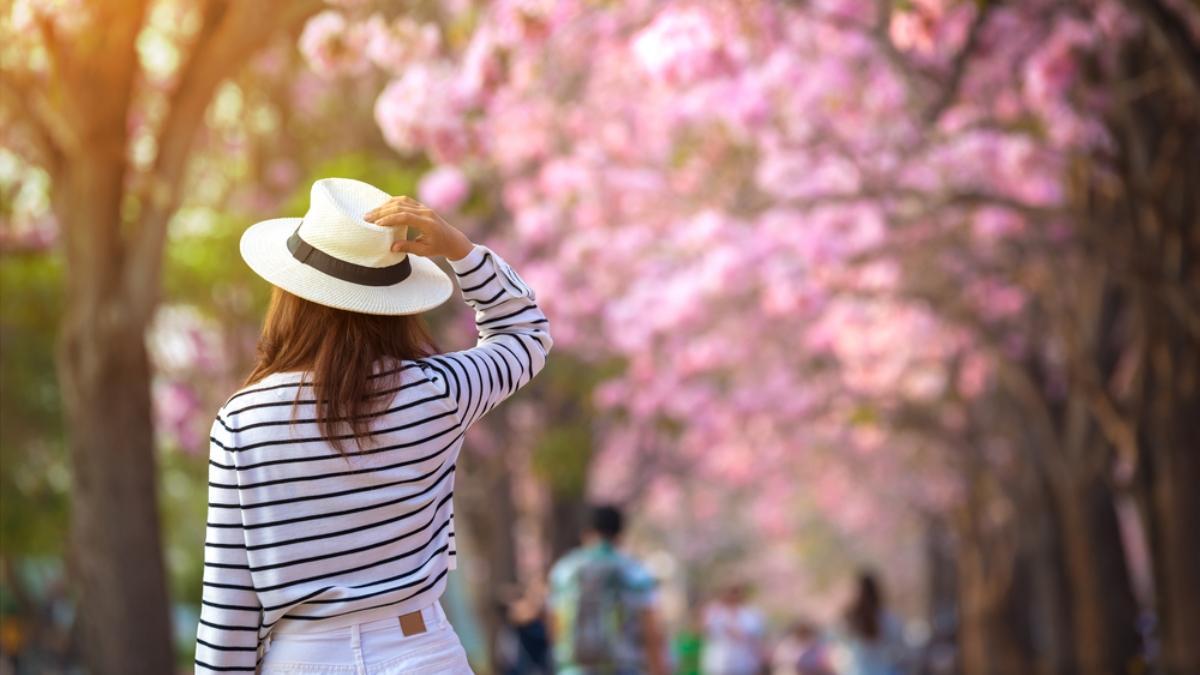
0, 75, 65, 173
123, 0, 324, 319
924, 3, 995, 124
1122, 0, 1200, 98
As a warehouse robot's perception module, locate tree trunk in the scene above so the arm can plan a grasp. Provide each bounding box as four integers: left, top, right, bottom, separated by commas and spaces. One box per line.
19, 4, 324, 672
953, 450, 1035, 675
955, 533, 1033, 675
1025, 470, 1076, 675
456, 449, 521, 672
1141, 325, 1200, 673
55, 167, 174, 674
1051, 469, 1140, 674
955, 525, 990, 675
546, 489, 585, 564
1148, 443, 1200, 674
1096, 24, 1200, 670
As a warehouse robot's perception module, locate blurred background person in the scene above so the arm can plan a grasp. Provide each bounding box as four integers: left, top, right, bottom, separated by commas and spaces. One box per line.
828, 571, 910, 675
548, 504, 667, 675
497, 582, 554, 675
772, 619, 833, 675
700, 584, 766, 675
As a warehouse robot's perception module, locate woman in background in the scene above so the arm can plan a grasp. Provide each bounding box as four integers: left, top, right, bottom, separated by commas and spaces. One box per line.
828, 571, 910, 675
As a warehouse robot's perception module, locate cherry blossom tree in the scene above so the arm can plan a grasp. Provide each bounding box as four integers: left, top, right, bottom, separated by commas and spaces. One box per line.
302, 0, 1198, 670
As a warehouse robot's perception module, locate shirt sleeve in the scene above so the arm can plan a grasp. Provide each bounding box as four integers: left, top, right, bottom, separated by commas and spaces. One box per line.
195, 412, 263, 673
419, 244, 553, 428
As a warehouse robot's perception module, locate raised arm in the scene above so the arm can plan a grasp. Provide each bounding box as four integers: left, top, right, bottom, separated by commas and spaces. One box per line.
365, 196, 552, 427
195, 413, 262, 673
424, 245, 551, 426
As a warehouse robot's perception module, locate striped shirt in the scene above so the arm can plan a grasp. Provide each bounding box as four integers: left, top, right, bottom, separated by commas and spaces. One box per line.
195, 245, 551, 673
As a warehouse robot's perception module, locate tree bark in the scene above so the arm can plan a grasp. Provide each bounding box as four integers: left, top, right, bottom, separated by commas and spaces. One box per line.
953, 438, 1034, 675
37, 2, 177, 670
1147, 445, 1200, 674
545, 489, 586, 564
955, 528, 1033, 675
1051, 469, 1140, 674
1093, 22, 1200, 672
1024, 467, 1076, 675
1140, 322, 1200, 673
55, 159, 175, 674
456, 449, 521, 672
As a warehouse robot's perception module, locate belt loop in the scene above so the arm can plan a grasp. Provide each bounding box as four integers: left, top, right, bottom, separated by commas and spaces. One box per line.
351, 622, 367, 675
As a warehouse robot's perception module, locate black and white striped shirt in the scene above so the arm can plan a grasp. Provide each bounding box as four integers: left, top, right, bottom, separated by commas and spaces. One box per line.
195, 245, 551, 673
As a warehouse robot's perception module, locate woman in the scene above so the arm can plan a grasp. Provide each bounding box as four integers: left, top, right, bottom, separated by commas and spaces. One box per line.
194, 178, 552, 674
828, 571, 909, 675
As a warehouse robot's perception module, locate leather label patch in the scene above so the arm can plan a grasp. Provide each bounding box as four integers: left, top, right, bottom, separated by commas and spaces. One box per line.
399, 611, 427, 636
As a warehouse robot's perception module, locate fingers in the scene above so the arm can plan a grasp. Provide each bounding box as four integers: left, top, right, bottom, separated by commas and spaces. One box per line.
365, 196, 431, 222
363, 195, 460, 258
391, 238, 434, 255
373, 211, 439, 234
368, 203, 431, 221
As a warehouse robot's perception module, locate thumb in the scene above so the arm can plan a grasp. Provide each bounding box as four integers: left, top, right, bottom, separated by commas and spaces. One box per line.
391, 238, 433, 255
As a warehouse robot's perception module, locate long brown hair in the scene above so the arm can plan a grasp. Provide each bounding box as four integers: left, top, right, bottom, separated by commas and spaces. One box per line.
846, 570, 883, 640
243, 287, 437, 454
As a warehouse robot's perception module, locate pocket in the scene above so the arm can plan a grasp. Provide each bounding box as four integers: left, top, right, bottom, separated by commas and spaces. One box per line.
371, 630, 473, 675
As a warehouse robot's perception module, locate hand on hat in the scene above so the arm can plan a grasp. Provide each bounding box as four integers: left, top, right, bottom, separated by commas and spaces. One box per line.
365, 196, 475, 261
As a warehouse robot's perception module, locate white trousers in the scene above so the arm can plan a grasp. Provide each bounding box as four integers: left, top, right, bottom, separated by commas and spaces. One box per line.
260, 602, 474, 675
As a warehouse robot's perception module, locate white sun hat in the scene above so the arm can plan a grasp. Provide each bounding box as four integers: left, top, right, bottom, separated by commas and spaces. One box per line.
239, 177, 454, 315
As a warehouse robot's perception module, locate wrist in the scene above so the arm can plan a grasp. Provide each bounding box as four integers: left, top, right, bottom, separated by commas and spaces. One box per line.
445, 234, 475, 261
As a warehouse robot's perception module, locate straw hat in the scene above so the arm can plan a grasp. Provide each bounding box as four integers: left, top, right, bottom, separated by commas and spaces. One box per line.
239, 178, 454, 315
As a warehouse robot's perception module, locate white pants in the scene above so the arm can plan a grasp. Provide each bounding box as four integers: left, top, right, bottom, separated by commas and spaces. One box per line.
261, 602, 474, 675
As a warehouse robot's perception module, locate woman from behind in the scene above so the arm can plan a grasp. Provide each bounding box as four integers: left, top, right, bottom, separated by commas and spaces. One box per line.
829, 571, 910, 675
194, 178, 552, 674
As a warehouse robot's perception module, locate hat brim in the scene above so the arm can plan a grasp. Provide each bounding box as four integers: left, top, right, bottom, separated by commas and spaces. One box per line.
240, 217, 454, 316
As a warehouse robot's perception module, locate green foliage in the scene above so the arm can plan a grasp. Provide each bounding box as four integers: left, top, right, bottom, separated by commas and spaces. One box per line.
166, 207, 265, 309
158, 448, 209, 606
532, 424, 593, 497
297, 152, 429, 213
527, 356, 621, 497
0, 252, 68, 557
848, 403, 878, 426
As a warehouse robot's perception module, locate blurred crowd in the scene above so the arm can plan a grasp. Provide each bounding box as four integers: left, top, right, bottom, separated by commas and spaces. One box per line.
494, 505, 939, 675
0, 505, 936, 675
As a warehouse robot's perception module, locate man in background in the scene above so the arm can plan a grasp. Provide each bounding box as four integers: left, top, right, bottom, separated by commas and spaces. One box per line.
547, 504, 667, 675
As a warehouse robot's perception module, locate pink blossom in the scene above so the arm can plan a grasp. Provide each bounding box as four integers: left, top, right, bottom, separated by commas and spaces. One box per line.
889, 2, 942, 54
631, 6, 732, 87
417, 165, 470, 213
456, 28, 503, 105
374, 61, 472, 162
328, 0, 1129, 583
957, 352, 992, 399
153, 380, 204, 453
363, 14, 440, 73
266, 159, 299, 189
299, 11, 371, 79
